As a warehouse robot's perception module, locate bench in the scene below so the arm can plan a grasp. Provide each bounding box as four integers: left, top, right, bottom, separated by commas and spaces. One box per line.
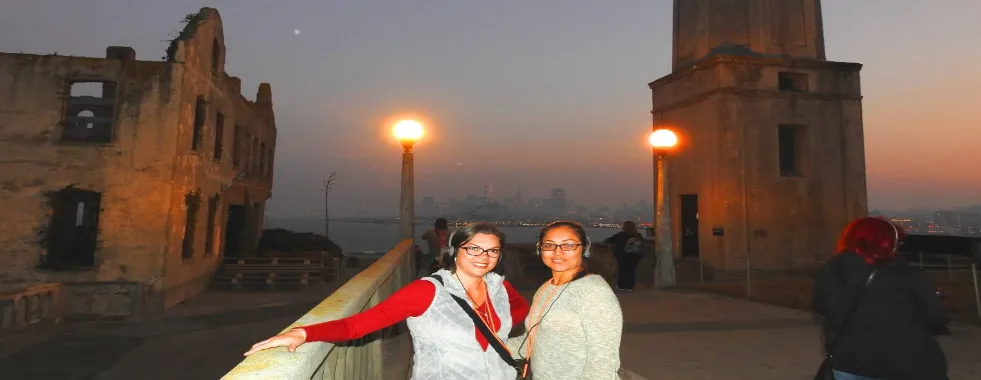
215, 256, 340, 290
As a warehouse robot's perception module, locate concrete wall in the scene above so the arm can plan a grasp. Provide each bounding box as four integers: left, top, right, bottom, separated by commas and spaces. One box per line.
672, 0, 827, 69
0, 7, 277, 314
650, 55, 867, 271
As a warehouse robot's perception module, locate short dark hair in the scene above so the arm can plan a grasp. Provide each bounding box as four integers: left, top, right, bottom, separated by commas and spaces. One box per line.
441, 222, 506, 273
538, 220, 589, 247
434, 218, 448, 230
623, 221, 636, 228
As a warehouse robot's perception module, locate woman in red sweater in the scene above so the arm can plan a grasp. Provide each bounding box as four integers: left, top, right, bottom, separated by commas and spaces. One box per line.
244, 223, 529, 379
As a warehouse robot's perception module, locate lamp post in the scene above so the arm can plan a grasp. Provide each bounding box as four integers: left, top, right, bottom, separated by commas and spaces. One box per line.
649, 128, 678, 289
393, 120, 424, 243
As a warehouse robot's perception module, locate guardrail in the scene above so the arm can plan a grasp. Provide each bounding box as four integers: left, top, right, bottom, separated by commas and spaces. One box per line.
0, 282, 63, 335
222, 239, 414, 379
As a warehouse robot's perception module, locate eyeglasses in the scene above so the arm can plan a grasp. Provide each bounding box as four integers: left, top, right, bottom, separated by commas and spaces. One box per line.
460, 246, 502, 258
539, 243, 583, 252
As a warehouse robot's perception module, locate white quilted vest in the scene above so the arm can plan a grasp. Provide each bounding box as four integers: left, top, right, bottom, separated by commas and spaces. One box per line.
406, 269, 516, 380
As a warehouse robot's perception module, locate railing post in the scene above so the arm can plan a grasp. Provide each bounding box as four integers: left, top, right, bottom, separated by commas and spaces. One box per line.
973, 263, 981, 321
698, 258, 704, 285
947, 254, 953, 281
745, 254, 751, 299
918, 251, 924, 270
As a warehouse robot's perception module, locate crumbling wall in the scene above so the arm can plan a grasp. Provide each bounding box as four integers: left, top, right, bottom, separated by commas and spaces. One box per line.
0, 52, 181, 292
160, 7, 278, 308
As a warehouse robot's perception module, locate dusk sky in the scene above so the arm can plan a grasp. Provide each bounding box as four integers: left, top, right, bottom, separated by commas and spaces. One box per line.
2, 1, 979, 217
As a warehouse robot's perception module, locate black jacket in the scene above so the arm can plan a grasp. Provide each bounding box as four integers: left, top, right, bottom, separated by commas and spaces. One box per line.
812, 252, 949, 379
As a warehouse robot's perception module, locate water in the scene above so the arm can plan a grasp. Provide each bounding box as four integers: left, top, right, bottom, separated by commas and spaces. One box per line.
267, 218, 618, 253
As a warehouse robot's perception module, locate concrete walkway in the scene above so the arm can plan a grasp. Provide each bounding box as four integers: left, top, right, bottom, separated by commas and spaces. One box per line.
616, 289, 981, 380
2, 285, 979, 379
0, 287, 338, 380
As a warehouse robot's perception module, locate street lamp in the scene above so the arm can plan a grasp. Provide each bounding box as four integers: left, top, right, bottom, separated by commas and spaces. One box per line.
393, 120, 424, 244
650, 128, 678, 289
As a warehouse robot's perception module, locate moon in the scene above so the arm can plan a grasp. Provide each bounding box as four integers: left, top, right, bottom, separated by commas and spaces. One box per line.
294, 29, 301, 35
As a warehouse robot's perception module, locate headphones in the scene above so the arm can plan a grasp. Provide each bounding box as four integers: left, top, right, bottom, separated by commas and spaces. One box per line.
536, 234, 592, 258
887, 219, 900, 252
443, 228, 460, 257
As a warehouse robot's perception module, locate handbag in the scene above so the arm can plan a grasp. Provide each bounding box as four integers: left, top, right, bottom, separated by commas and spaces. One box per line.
813, 267, 878, 380
431, 275, 528, 379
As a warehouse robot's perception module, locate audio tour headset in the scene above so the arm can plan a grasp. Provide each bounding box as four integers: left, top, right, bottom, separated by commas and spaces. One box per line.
443, 228, 460, 258
887, 218, 900, 253
535, 222, 592, 258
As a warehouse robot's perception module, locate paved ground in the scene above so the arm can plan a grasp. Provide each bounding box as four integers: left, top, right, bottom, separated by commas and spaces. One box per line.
2, 282, 979, 379
614, 289, 981, 380
0, 287, 337, 380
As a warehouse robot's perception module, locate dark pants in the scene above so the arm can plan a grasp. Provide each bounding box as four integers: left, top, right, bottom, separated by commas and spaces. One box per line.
616, 253, 642, 290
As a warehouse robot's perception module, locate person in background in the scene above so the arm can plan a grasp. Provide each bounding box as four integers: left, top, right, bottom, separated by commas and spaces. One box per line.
603, 221, 647, 291
509, 221, 623, 380
244, 223, 530, 380
421, 218, 450, 271
812, 217, 949, 380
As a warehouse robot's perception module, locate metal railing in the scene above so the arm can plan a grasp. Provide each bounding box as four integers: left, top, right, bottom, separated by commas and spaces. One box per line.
905, 252, 981, 320
0, 282, 63, 335
222, 239, 414, 380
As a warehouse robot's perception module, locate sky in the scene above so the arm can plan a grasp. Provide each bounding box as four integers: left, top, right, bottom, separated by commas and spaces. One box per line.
2, 0, 979, 217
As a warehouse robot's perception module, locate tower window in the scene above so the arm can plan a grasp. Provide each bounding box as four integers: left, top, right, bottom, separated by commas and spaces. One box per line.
777, 124, 807, 177
778, 72, 808, 93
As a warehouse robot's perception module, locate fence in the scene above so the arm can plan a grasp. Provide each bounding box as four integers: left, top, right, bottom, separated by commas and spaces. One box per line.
687, 250, 981, 324
221, 239, 413, 379
0, 283, 63, 336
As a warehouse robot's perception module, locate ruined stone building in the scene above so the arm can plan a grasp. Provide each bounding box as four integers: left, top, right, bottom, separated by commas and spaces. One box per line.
0, 8, 276, 317
649, 0, 867, 272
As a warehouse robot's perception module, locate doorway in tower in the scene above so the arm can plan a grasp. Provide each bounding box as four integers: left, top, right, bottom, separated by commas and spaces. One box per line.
680, 194, 700, 258
223, 204, 247, 257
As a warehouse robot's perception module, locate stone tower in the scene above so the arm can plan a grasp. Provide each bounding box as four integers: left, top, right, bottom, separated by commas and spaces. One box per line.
649, 0, 867, 272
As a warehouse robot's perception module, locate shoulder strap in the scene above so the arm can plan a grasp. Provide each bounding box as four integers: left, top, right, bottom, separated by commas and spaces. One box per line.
429, 275, 517, 367
825, 267, 878, 355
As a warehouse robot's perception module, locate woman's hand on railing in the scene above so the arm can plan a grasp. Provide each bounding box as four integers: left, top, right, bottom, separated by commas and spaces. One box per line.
243, 328, 308, 356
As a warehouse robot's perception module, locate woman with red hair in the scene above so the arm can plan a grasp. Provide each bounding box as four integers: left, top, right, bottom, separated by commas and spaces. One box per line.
812, 217, 949, 380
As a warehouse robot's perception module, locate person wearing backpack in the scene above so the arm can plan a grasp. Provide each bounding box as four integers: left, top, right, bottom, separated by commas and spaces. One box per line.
603, 221, 647, 291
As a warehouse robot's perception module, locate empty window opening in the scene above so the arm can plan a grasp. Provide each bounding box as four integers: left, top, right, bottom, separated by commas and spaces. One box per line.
192, 97, 206, 151
41, 187, 101, 269
778, 72, 808, 93
181, 193, 200, 260
267, 148, 274, 177
777, 124, 807, 177
76, 110, 95, 129
64, 81, 116, 143
214, 113, 225, 161
211, 38, 221, 73
259, 142, 266, 177
252, 138, 260, 176
205, 195, 219, 255
245, 133, 253, 175
232, 125, 242, 167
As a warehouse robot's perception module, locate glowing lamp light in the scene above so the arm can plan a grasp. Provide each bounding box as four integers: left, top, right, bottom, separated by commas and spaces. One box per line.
393, 120, 424, 142
649, 129, 678, 150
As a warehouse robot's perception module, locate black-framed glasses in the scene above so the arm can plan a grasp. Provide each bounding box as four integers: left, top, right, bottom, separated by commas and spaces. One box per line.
539, 243, 583, 252
460, 246, 502, 258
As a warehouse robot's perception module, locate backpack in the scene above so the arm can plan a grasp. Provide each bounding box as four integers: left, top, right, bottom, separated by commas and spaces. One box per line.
624, 236, 644, 254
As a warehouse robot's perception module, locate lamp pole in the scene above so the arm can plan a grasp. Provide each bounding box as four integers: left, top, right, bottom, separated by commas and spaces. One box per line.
399, 141, 415, 242
393, 120, 424, 244
321, 172, 337, 238
650, 129, 678, 289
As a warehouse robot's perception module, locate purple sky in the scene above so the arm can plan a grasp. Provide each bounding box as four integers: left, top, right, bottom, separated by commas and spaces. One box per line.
2, 0, 979, 217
